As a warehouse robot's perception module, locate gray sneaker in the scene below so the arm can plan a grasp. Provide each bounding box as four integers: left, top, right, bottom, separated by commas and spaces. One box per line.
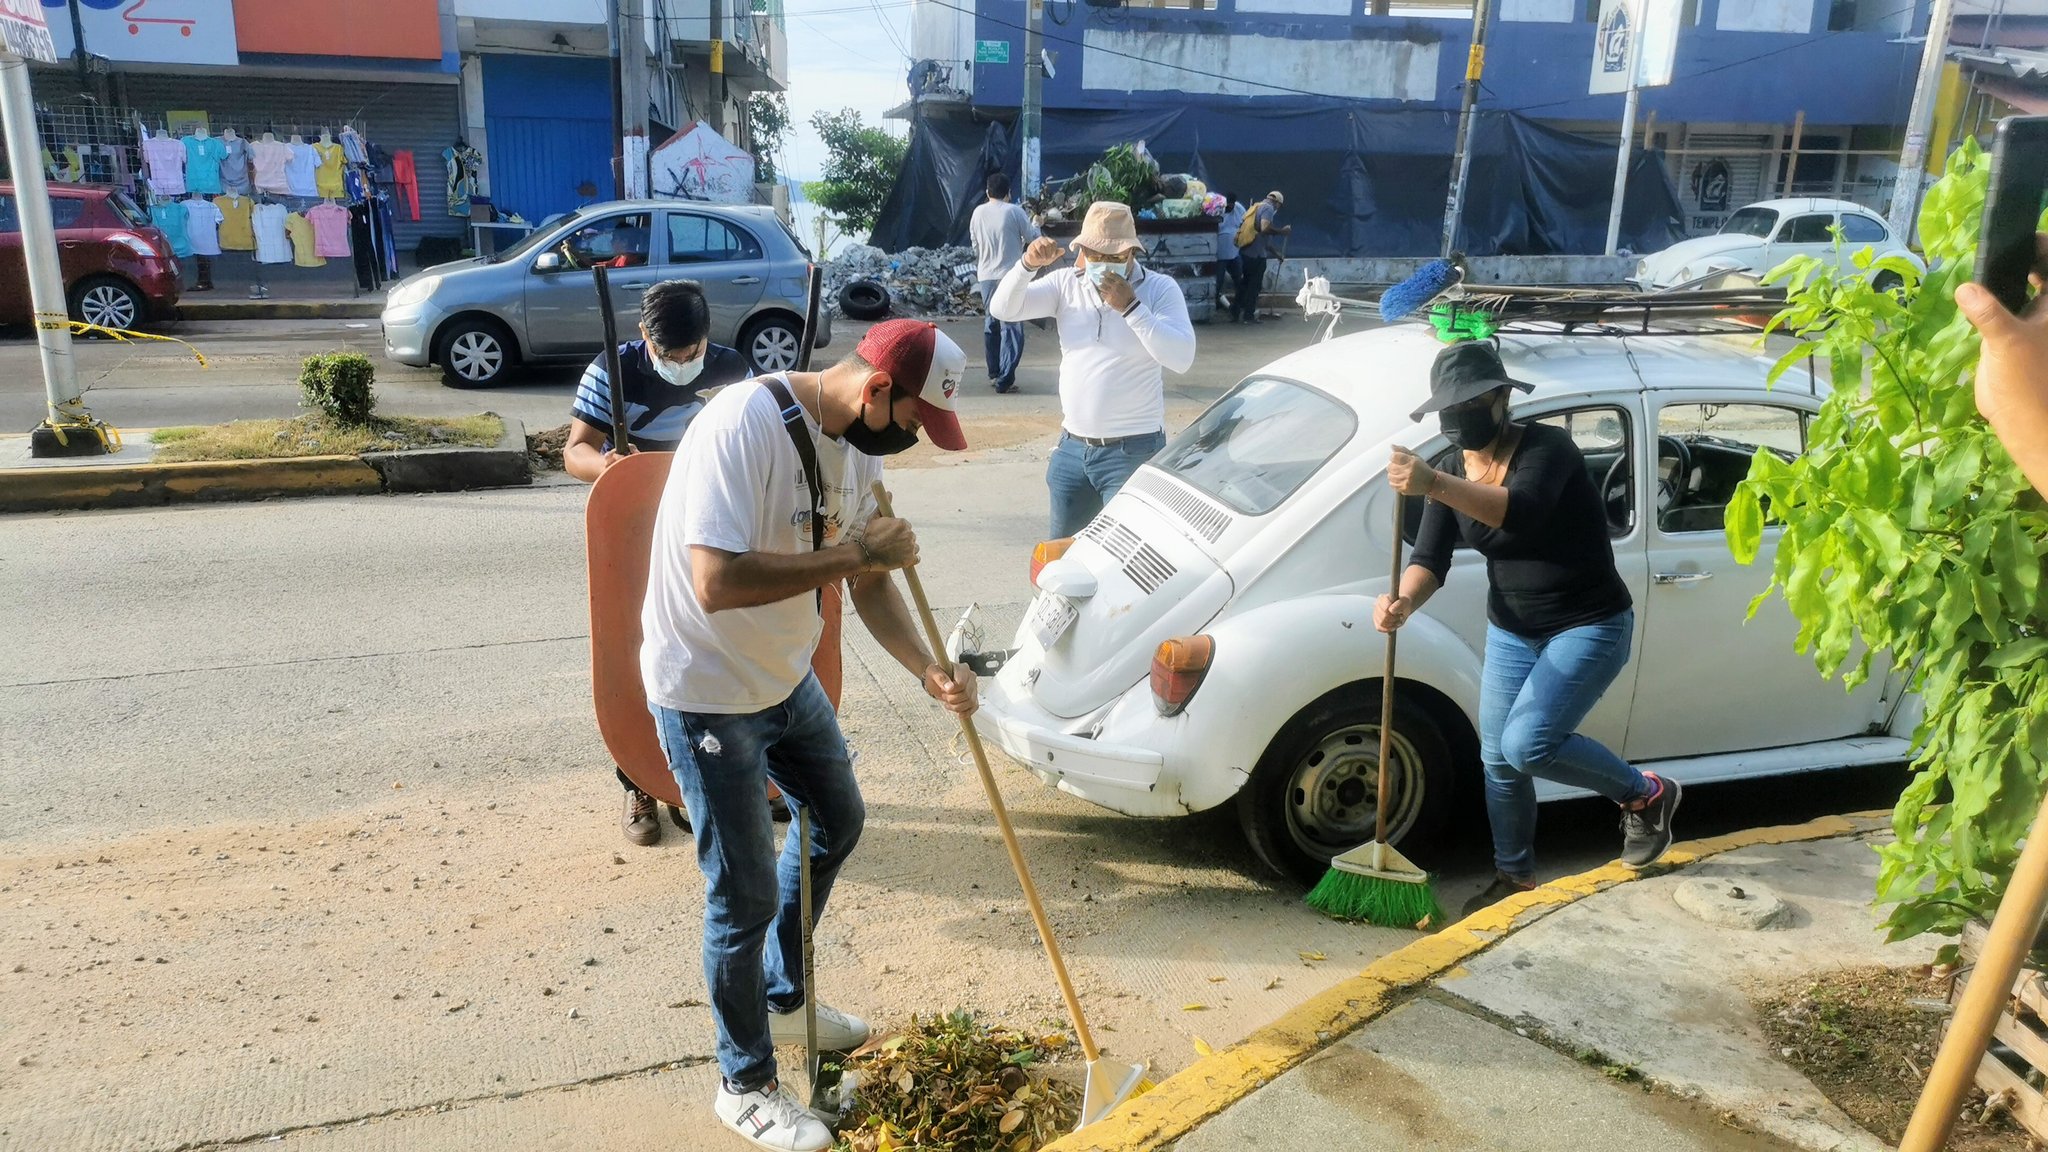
1619, 774, 1681, 867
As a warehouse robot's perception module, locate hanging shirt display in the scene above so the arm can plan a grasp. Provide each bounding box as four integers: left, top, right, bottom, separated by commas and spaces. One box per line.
182, 198, 224, 257
182, 136, 225, 196
252, 202, 292, 264
306, 202, 352, 258
143, 135, 186, 196
340, 126, 370, 167
313, 141, 346, 199
443, 144, 481, 218
285, 212, 325, 267
251, 139, 292, 195
150, 201, 192, 259
219, 137, 251, 196
213, 195, 255, 251
392, 151, 420, 222
286, 143, 320, 198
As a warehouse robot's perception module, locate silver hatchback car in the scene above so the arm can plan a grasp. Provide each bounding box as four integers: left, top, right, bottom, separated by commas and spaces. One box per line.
381, 200, 831, 387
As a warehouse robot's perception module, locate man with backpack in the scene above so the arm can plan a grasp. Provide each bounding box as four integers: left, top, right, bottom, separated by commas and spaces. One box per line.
1235, 191, 1291, 325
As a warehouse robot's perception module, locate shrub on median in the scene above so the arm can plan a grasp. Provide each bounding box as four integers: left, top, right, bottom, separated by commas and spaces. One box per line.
300, 353, 378, 426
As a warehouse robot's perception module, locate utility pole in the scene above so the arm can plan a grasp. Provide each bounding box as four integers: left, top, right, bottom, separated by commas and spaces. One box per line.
608, 0, 627, 199
1020, 0, 1043, 199
65, 0, 87, 90
1604, 79, 1640, 257
1889, 0, 1958, 241
1441, 0, 1493, 258
0, 51, 102, 456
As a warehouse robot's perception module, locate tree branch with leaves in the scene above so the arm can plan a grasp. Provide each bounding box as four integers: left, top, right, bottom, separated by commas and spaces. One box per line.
1727, 140, 2048, 955
803, 108, 907, 237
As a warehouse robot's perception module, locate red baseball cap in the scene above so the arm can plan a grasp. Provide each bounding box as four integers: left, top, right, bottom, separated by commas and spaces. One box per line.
855, 319, 968, 452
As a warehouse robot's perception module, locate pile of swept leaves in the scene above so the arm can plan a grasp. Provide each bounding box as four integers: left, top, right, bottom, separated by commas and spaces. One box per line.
833, 1012, 1080, 1152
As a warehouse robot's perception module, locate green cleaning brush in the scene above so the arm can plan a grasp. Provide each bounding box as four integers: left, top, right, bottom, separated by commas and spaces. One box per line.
1305, 491, 1446, 929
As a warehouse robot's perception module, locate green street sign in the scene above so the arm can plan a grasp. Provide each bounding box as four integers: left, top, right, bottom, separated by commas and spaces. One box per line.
975, 39, 1010, 64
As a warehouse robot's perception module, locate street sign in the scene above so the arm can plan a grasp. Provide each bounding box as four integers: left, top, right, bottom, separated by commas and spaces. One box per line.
0, 0, 56, 63
1589, 0, 1678, 93
976, 39, 1010, 64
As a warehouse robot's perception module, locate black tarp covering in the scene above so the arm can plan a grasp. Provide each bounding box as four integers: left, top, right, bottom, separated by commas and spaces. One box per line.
867, 104, 1685, 259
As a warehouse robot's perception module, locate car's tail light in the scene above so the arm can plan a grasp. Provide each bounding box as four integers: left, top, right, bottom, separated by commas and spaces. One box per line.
1150, 635, 1214, 716
1031, 538, 1074, 586
107, 232, 159, 258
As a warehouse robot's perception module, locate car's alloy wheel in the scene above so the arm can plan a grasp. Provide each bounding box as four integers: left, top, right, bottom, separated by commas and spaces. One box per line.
745, 320, 802, 373
1238, 690, 1456, 887
448, 330, 505, 383
75, 280, 140, 330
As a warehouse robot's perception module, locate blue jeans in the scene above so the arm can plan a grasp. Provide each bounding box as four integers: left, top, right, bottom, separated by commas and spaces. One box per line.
1047, 429, 1166, 539
650, 673, 866, 1091
1478, 610, 1650, 881
976, 280, 1024, 390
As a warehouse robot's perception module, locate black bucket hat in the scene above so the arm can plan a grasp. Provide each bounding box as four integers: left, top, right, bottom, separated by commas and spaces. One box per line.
1410, 341, 1533, 422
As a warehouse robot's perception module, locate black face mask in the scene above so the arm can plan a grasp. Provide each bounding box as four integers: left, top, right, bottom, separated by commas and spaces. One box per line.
842, 401, 920, 456
1440, 402, 1504, 451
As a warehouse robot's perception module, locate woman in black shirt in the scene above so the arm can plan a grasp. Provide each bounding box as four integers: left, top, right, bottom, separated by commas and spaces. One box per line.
1374, 341, 1682, 915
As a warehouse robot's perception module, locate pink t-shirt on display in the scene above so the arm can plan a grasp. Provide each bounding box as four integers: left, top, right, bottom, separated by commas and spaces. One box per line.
306, 202, 352, 258
250, 139, 293, 194
143, 135, 186, 195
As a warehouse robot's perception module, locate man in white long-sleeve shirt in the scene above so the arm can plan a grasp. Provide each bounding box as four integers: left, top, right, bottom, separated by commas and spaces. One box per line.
990, 201, 1196, 538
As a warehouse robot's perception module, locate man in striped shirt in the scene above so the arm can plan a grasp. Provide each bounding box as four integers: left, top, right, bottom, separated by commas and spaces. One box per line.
567, 280, 751, 847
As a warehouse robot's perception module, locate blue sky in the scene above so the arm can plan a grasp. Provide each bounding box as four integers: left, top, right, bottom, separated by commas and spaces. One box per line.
780, 0, 918, 184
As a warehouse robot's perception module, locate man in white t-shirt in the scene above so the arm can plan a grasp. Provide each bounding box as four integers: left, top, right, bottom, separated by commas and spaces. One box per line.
991, 200, 1196, 538
642, 319, 977, 1152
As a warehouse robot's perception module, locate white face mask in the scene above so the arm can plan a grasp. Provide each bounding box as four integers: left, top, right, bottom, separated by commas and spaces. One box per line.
651, 352, 704, 388
1085, 258, 1132, 289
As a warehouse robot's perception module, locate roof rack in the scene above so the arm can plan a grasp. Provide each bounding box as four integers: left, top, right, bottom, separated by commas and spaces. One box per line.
1297, 275, 1787, 343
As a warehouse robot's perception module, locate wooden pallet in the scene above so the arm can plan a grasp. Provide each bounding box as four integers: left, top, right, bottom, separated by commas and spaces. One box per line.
1951, 920, 2048, 1138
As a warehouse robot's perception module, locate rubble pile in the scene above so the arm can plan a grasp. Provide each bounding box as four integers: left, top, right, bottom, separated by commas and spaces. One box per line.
823, 243, 982, 318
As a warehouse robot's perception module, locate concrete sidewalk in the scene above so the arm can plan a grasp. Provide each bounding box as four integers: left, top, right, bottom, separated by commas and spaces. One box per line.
1056, 819, 1930, 1152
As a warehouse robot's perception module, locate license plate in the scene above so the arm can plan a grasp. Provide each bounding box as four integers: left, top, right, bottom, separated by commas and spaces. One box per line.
1028, 593, 1078, 651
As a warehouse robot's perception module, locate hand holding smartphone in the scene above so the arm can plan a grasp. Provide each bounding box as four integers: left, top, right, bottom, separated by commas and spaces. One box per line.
1974, 115, 2048, 313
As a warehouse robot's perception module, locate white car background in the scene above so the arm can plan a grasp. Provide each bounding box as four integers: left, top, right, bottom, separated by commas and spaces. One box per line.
963, 323, 1919, 886
1632, 198, 1925, 292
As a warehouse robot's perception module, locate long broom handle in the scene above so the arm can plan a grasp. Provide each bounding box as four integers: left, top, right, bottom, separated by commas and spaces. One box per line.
1377, 492, 1404, 853
1900, 788, 2048, 1150
871, 481, 1102, 1064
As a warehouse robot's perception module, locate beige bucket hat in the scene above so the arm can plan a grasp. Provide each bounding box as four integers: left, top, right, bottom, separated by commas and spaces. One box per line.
1074, 201, 1146, 257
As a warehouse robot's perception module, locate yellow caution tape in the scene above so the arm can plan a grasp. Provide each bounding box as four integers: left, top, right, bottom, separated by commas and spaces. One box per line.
41, 419, 124, 453
61, 320, 210, 367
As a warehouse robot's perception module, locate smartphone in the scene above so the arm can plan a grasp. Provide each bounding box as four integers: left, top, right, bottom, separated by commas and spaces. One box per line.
1976, 115, 2048, 313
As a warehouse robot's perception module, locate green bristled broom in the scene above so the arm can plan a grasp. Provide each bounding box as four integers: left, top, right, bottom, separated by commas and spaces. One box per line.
1305, 490, 1446, 928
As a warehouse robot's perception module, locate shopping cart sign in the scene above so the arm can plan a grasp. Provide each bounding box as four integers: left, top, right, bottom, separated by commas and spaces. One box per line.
0, 0, 55, 63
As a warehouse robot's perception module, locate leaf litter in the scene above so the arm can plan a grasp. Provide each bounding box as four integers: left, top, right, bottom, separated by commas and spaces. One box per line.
832, 1011, 1080, 1152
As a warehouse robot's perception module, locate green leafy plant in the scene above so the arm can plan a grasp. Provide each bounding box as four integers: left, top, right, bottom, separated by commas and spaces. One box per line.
747, 92, 791, 184
298, 352, 377, 426
804, 108, 908, 236
1726, 139, 2048, 950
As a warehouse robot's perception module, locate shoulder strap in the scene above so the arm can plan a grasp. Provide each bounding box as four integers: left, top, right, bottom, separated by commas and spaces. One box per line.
764, 377, 825, 611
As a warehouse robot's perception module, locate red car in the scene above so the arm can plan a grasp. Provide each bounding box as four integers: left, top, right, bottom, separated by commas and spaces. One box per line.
0, 182, 181, 331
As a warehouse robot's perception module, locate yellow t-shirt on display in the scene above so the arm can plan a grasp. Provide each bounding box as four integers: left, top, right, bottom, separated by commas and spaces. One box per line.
285, 212, 326, 267
213, 195, 255, 251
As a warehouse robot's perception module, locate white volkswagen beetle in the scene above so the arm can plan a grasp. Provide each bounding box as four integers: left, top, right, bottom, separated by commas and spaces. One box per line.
961, 312, 1916, 885
1631, 197, 1924, 292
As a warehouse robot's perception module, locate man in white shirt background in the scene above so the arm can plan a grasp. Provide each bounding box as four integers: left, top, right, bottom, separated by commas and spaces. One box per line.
990, 200, 1197, 538
641, 319, 979, 1152
1214, 191, 1244, 318
969, 172, 1038, 394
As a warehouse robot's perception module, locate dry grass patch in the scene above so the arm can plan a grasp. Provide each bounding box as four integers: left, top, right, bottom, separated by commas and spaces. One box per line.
154, 414, 503, 463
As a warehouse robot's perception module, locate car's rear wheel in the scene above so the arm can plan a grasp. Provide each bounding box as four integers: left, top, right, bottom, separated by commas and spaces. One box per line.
1872, 270, 1906, 297
437, 318, 517, 388
740, 314, 803, 374
1237, 686, 1457, 887
70, 276, 144, 333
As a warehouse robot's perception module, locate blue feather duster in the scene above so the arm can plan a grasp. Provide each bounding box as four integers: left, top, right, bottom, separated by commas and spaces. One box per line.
1379, 258, 1463, 323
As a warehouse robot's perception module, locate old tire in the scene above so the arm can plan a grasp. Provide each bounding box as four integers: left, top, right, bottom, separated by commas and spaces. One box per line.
838, 279, 890, 321
1237, 686, 1457, 888
70, 275, 144, 332
437, 318, 517, 388
740, 313, 805, 373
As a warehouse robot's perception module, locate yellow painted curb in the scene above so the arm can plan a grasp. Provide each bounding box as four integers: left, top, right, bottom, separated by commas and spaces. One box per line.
1042, 809, 1892, 1152
0, 456, 383, 514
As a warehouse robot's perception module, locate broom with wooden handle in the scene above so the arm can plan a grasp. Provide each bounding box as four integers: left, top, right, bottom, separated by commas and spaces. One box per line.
870, 481, 1148, 1130
1305, 490, 1445, 927
1899, 789, 2048, 1150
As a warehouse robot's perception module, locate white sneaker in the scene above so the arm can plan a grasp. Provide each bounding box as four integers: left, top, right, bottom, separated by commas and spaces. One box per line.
768, 1001, 870, 1051
714, 1081, 832, 1152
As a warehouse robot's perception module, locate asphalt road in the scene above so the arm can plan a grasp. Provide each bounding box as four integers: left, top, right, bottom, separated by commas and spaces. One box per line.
0, 317, 1909, 1151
